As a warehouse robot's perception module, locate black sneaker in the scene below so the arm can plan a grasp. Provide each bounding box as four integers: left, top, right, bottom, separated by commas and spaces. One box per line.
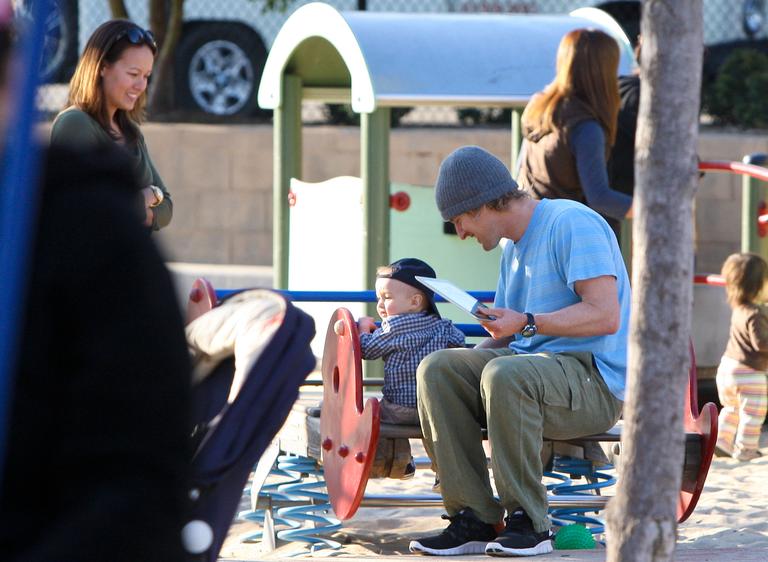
432, 474, 441, 492
400, 457, 416, 479
409, 508, 499, 555
485, 510, 553, 557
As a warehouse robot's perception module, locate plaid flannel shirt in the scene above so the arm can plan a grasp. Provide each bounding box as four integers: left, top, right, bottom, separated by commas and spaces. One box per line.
359, 312, 465, 408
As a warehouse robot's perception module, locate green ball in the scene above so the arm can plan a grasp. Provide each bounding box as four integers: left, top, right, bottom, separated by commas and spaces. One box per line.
554, 524, 596, 550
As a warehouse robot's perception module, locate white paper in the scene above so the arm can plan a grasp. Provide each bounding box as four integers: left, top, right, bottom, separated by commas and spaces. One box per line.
416, 276, 495, 321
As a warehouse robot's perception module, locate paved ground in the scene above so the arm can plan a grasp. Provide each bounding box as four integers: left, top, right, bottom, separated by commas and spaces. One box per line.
225, 547, 768, 561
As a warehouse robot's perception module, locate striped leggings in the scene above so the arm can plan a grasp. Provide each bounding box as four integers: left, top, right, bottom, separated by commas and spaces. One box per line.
715, 356, 767, 455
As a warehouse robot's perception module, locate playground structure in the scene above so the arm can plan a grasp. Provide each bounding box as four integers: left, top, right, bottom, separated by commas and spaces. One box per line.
701, 156, 768, 256
318, 300, 714, 524
250, 0, 768, 368
219, 156, 768, 553
257, 2, 635, 297
254, 2, 768, 360
255, 1, 638, 367
194, 282, 717, 552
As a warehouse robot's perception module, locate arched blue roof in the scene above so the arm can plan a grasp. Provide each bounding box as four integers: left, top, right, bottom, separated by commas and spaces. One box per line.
258, 2, 634, 113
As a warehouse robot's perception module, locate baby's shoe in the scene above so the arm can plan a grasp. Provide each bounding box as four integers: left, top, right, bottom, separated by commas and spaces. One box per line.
400, 457, 416, 479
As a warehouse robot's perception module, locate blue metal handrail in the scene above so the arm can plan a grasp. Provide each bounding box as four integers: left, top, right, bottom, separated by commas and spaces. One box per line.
216, 289, 496, 303
215, 289, 496, 337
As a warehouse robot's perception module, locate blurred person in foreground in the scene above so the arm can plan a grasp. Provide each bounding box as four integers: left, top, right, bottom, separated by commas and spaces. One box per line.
0, 6, 192, 560
50, 18, 172, 231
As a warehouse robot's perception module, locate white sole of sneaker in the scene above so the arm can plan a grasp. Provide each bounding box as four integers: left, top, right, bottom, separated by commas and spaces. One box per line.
485, 539, 553, 556
409, 540, 490, 555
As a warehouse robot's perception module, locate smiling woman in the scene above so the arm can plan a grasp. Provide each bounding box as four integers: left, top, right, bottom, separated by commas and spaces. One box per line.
49, 19, 172, 231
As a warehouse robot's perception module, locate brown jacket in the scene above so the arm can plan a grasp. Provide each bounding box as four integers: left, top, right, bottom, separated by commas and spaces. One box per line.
724, 303, 768, 371
518, 96, 597, 203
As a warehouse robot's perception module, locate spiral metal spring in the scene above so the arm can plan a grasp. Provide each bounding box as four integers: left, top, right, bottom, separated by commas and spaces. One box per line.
238, 455, 342, 553
238, 452, 614, 551
545, 454, 617, 536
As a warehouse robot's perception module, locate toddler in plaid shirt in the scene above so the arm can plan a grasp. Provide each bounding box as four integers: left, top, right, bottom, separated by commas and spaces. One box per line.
358, 258, 465, 426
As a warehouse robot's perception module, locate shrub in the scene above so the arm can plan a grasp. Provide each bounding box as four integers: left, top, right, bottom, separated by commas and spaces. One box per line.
703, 48, 768, 128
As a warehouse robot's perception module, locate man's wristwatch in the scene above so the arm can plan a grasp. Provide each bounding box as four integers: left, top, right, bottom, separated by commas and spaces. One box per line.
149, 185, 164, 208
521, 312, 537, 338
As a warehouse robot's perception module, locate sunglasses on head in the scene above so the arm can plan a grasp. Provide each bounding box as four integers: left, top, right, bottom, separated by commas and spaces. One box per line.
111, 26, 157, 54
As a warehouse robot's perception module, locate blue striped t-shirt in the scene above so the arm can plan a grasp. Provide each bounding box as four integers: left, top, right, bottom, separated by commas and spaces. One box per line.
495, 198, 630, 401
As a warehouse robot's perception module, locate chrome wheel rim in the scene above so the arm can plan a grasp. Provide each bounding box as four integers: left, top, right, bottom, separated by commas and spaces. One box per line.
188, 39, 254, 115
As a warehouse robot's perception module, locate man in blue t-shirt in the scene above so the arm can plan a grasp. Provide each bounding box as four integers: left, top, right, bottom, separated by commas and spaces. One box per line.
410, 146, 630, 558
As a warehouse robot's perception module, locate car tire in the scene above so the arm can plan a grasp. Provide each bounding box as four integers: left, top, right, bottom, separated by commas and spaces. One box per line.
16, 0, 78, 83
175, 22, 267, 119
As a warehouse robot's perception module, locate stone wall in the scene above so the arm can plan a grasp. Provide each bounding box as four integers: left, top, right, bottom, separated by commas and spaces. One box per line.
138, 123, 768, 274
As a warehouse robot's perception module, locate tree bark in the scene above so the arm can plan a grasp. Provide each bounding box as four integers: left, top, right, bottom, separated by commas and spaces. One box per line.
148, 0, 167, 51
146, 0, 184, 117
108, 0, 128, 19
606, 2, 703, 562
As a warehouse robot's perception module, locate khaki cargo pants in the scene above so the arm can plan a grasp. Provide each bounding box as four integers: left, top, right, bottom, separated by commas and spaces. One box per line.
416, 347, 622, 533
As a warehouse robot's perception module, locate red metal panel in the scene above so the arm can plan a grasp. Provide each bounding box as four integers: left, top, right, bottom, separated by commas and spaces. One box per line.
320, 308, 380, 520
678, 343, 718, 522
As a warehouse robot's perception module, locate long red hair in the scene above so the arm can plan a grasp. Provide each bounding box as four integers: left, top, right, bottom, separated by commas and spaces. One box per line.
522, 28, 620, 147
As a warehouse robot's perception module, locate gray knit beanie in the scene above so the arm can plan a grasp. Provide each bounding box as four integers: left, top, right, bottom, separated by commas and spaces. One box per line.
435, 146, 519, 220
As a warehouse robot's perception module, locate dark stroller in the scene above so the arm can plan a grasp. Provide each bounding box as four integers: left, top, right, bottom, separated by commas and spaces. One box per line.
181, 283, 316, 561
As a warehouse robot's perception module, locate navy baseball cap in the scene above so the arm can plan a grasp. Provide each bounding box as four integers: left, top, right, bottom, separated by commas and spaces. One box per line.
377, 258, 440, 317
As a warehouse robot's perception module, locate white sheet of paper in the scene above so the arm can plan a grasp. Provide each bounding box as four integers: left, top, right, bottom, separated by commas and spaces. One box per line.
415, 276, 495, 320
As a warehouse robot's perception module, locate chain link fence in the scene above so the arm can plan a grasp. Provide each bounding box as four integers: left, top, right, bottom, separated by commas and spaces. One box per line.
30, 0, 768, 126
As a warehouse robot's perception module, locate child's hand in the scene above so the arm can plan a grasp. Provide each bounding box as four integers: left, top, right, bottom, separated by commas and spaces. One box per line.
357, 316, 377, 334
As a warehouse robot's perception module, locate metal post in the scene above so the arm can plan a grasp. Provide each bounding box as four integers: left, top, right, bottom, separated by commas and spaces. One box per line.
510, 107, 522, 175
620, 220, 632, 276
360, 108, 391, 297
273, 74, 302, 289
741, 153, 768, 255
361, 109, 390, 382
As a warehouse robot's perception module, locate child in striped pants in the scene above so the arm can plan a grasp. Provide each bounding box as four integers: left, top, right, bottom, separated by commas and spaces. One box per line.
716, 253, 768, 461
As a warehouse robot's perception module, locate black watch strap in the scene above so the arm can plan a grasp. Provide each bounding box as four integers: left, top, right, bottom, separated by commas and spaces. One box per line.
521, 312, 537, 338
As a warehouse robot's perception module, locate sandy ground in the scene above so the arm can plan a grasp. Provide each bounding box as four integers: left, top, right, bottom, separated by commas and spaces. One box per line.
217, 426, 768, 561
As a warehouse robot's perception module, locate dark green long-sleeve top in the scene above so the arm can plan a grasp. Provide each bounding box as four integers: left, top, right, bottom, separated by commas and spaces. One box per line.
50, 108, 173, 230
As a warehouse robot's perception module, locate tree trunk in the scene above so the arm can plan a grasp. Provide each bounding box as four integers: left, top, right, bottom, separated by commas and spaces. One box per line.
146, 0, 184, 118
606, 1, 703, 561
108, 0, 128, 19
148, 0, 168, 51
